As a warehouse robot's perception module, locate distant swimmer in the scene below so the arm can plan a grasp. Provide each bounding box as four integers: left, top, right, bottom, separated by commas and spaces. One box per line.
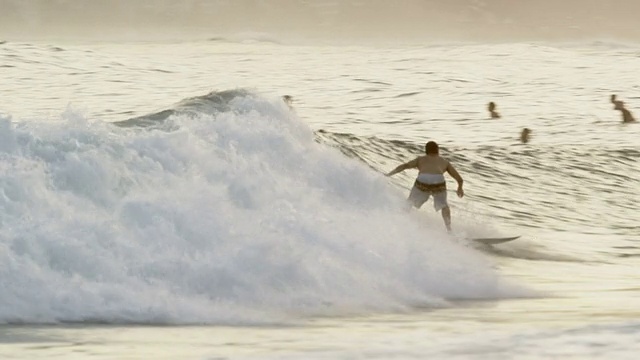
386, 141, 464, 232
488, 101, 500, 119
282, 95, 294, 109
520, 128, 531, 144
611, 94, 636, 123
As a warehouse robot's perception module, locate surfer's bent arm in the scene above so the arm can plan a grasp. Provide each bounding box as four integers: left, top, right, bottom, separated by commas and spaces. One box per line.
386, 158, 418, 177
446, 162, 464, 189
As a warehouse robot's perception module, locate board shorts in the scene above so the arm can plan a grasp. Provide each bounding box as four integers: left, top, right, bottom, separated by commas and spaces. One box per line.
408, 173, 448, 211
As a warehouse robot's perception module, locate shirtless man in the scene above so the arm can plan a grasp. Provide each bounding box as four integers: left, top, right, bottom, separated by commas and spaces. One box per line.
386, 141, 464, 232
282, 95, 294, 109
520, 128, 532, 144
488, 101, 500, 119
611, 94, 636, 123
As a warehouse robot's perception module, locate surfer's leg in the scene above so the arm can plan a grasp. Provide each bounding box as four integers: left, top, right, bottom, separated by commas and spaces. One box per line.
441, 206, 452, 232
408, 186, 429, 208
433, 191, 451, 231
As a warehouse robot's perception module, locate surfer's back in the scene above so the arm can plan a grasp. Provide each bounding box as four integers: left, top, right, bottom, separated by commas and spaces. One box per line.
416, 155, 449, 174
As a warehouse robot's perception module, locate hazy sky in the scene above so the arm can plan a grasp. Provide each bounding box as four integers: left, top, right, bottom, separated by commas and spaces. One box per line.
2, 0, 640, 42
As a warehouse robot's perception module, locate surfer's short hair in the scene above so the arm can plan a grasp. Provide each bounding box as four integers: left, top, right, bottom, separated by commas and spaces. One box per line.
425, 141, 439, 155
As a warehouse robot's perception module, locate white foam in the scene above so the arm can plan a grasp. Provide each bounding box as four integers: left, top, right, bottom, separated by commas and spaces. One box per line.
0, 95, 529, 325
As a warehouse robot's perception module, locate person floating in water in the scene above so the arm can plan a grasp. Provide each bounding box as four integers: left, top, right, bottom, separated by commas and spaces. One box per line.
386, 141, 464, 232
611, 94, 636, 123
520, 128, 532, 144
282, 95, 294, 109
488, 101, 500, 119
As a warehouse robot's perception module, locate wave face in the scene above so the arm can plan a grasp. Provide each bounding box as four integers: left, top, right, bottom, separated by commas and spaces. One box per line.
0, 90, 526, 325
112, 89, 252, 128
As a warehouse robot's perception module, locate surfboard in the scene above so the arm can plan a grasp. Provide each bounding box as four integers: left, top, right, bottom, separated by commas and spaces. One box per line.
471, 236, 520, 245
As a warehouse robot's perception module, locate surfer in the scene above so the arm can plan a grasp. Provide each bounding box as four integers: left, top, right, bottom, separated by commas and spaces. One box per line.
611, 94, 635, 123
488, 101, 500, 119
386, 141, 464, 232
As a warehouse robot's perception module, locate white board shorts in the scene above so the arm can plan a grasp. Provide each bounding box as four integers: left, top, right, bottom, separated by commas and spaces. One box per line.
408, 185, 448, 211
408, 173, 448, 211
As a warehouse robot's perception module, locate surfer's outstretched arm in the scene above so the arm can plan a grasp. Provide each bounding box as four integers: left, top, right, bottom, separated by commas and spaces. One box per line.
386, 158, 418, 177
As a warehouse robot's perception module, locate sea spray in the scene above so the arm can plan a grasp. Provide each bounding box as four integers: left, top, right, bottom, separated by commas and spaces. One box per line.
0, 91, 529, 325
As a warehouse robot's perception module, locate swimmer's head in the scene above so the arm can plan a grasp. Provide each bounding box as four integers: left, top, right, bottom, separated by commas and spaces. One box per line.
520, 128, 531, 143
488, 102, 496, 111
282, 95, 293, 106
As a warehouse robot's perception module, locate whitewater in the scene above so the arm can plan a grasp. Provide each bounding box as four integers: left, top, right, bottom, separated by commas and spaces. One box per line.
1, 38, 639, 359
1, 88, 526, 325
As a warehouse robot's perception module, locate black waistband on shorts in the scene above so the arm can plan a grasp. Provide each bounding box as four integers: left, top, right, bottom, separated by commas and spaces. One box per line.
414, 180, 446, 193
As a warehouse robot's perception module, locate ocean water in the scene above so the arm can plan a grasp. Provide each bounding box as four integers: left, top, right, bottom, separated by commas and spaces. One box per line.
1, 37, 639, 359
